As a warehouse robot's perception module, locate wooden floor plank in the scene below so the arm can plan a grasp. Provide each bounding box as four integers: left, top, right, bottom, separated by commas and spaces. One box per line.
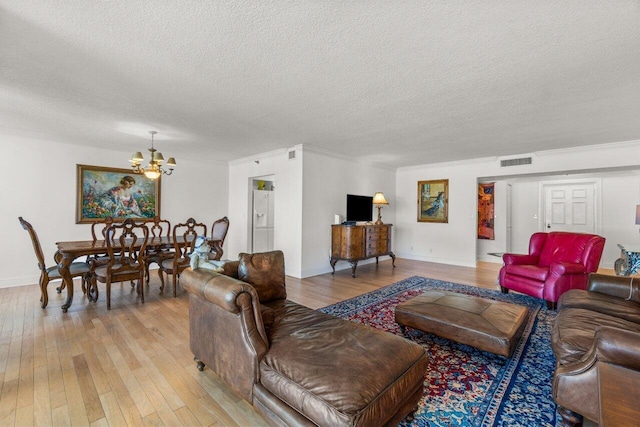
134, 368, 184, 426
33, 364, 52, 427
0, 379, 18, 426
72, 354, 105, 423
99, 391, 128, 427
101, 343, 152, 422
51, 404, 71, 426
13, 404, 34, 426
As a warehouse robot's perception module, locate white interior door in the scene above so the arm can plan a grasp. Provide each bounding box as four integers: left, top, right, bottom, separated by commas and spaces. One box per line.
543, 182, 596, 233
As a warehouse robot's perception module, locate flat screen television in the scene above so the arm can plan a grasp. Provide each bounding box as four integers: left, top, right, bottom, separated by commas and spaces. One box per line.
346, 194, 373, 222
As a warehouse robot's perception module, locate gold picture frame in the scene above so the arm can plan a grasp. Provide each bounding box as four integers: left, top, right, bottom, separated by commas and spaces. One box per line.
76, 164, 161, 224
417, 179, 448, 223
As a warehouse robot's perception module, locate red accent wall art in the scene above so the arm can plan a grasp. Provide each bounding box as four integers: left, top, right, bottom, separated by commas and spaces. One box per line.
478, 183, 495, 240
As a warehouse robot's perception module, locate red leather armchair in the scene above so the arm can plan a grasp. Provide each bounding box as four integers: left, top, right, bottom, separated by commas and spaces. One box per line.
499, 232, 605, 309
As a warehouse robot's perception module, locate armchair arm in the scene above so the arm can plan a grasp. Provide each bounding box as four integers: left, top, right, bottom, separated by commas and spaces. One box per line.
587, 273, 639, 302
549, 262, 586, 276
594, 326, 640, 370
502, 253, 539, 266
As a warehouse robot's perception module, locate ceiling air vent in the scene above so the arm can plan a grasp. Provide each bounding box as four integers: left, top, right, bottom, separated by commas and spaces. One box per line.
288, 150, 296, 160
500, 157, 532, 167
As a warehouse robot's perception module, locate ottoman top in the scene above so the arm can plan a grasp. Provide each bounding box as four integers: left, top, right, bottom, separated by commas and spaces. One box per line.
395, 290, 529, 357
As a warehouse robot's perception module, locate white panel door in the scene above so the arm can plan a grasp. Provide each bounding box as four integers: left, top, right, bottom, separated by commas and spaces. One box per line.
543, 183, 595, 233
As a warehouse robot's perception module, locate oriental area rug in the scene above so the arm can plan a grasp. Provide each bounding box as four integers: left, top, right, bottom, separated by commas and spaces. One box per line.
318, 276, 561, 427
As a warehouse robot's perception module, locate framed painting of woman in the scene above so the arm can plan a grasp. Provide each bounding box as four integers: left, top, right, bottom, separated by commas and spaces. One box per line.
417, 179, 448, 223
76, 164, 161, 224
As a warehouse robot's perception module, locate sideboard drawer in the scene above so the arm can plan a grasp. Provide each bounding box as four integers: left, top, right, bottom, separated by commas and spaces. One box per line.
366, 240, 388, 257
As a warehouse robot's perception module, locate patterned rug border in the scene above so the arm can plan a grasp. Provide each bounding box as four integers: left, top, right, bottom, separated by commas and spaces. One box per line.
319, 276, 559, 427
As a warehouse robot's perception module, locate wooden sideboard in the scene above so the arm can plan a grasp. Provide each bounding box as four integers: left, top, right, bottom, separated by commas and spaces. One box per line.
330, 224, 396, 278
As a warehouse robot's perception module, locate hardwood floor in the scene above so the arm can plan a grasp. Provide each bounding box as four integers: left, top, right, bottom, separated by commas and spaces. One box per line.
0, 259, 613, 426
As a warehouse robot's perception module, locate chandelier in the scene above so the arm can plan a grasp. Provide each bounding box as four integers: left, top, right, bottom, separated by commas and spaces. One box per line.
129, 130, 176, 180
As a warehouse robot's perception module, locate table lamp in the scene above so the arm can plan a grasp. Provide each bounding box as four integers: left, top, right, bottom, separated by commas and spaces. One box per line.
373, 192, 389, 225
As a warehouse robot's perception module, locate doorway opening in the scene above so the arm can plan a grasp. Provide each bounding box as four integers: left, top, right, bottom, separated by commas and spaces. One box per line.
250, 176, 275, 252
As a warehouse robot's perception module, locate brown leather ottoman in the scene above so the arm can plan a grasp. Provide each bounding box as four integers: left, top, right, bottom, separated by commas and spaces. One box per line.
395, 290, 528, 357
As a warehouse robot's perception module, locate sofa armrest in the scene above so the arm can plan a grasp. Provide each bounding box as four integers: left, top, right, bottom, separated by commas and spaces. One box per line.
550, 262, 586, 276
553, 325, 640, 422
182, 268, 269, 402
182, 268, 255, 312
595, 326, 640, 370
587, 273, 639, 302
502, 253, 539, 265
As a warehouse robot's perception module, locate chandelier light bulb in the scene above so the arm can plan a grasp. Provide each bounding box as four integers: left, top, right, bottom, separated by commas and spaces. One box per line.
129, 131, 176, 179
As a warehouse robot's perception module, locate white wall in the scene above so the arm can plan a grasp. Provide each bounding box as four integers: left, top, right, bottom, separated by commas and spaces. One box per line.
301, 148, 396, 277
227, 146, 304, 277
0, 135, 228, 288
396, 140, 640, 270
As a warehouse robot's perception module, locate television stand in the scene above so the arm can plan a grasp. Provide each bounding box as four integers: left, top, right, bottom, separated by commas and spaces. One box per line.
330, 224, 395, 278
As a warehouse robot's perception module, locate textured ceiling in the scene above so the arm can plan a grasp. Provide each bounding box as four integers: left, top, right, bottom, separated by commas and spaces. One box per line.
2, 1, 640, 168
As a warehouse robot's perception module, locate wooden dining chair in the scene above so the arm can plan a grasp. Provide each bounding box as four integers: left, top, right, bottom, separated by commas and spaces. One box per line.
89, 219, 149, 310
208, 216, 229, 260
159, 217, 207, 297
143, 216, 172, 284
86, 216, 115, 268
19, 216, 91, 309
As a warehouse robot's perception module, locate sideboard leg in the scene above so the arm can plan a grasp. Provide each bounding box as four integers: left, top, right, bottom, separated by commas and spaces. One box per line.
350, 262, 358, 278
330, 257, 338, 274
389, 252, 396, 268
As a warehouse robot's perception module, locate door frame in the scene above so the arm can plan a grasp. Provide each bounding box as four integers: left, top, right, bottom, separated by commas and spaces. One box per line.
538, 178, 603, 235
249, 175, 276, 252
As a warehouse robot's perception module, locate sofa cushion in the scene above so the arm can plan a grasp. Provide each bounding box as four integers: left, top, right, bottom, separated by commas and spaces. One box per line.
260, 300, 427, 426
559, 289, 640, 325
551, 307, 640, 365
260, 304, 276, 332
238, 251, 287, 303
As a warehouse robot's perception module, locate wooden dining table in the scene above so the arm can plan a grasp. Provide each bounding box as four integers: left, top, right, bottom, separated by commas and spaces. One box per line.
55, 235, 197, 312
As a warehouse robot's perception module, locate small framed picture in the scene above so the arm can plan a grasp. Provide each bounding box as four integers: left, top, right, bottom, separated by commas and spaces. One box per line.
417, 179, 448, 223
76, 164, 161, 224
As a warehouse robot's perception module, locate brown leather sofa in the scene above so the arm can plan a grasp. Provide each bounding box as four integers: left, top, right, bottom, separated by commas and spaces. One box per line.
551, 273, 640, 426
182, 251, 428, 427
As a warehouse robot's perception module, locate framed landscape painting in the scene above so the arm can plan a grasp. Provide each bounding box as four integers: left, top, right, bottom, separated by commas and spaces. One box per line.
76, 164, 161, 224
418, 179, 448, 223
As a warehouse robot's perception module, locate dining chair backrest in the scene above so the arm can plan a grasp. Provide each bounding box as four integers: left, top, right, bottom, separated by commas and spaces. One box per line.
211, 216, 229, 243
91, 217, 114, 242
19, 216, 47, 272
209, 216, 229, 260
172, 217, 207, 260
105, 219, 149, 273
146, 216, 171, 238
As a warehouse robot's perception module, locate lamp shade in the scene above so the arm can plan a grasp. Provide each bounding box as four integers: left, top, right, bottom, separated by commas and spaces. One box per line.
635, 205, 640, 225
373, 192, 389, 205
